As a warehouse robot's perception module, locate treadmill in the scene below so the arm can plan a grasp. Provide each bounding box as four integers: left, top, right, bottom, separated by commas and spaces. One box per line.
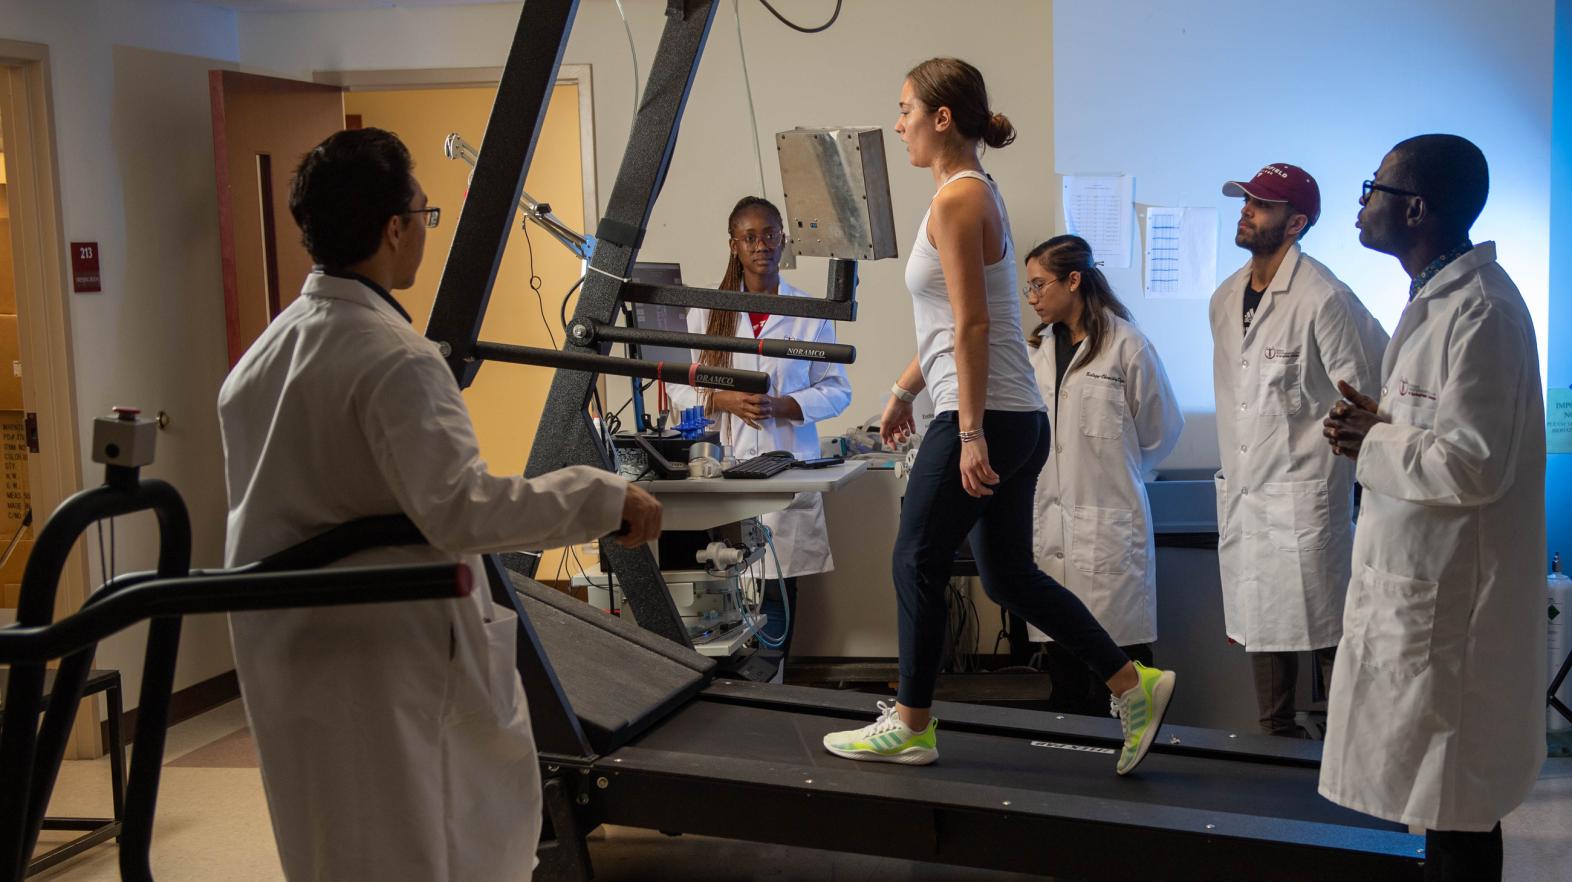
425, 1, 1425, 879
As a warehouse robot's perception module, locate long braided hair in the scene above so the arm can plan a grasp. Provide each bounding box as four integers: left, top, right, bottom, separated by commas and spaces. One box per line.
701, 196, 784, 369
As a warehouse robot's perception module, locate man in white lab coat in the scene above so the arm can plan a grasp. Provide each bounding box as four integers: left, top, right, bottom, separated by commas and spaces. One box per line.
219, 128, 662, 882
1321, 134, 1544, 882
1210, 163, 1388, 737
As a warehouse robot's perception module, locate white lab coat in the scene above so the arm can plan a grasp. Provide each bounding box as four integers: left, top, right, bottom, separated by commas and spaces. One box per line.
1027, 312, 1184, 646
1319, 243, 1546, 831
1210, 246, 1388, 651
668, 280, 852, 577
219, 272, 627, 882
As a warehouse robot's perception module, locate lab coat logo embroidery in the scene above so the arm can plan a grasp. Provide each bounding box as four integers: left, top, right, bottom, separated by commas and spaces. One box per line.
1263, 348, 1301, 360
1086, 371, 1125, 385
1398, 379, 1438, 401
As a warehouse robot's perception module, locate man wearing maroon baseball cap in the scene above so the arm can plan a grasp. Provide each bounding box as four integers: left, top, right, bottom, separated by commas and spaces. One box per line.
1208, 161, 1388, 739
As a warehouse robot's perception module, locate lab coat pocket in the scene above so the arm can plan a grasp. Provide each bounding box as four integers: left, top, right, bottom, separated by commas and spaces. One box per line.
1392, 398, 1439, 430
1352, 564, 1437, 677
1258, 362, 1302, 416
1263, 480, 1330, 553
485, 606, 524, 726
1079, 384, 1126, 440
1070, 505, 1134, 574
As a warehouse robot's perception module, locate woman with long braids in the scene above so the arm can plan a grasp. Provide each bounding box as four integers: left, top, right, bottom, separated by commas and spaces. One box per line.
669, 196, 851, 675
821, 59, 1176, 774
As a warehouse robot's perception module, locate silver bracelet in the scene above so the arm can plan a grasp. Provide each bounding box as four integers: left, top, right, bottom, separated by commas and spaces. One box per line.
958, 427, 985, 443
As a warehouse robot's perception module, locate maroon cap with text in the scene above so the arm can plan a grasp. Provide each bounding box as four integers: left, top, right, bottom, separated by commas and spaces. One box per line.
1222, 163, 1321, 225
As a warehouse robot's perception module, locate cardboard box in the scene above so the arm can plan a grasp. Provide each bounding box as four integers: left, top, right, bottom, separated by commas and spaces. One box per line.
0, 410, 30, 537
0, 536, 32, 609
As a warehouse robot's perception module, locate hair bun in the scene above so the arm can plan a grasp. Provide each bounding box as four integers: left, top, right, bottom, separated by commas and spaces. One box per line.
984, 112, 1016, 149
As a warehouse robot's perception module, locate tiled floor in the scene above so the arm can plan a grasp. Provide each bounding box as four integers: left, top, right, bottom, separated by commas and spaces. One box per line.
29, 701, 1572, 881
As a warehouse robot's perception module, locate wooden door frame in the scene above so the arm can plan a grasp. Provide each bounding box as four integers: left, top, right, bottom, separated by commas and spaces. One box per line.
0, 39, 98, 758
313, 64, 600, 238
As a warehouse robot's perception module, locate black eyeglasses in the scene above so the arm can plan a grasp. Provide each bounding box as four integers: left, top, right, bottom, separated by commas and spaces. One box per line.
1361, 180, 1424, 203
731, 230, 785, 248
405, 207, 441, 229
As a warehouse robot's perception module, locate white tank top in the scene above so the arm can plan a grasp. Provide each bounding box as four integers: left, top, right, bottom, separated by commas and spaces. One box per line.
905, 170, 1045, 415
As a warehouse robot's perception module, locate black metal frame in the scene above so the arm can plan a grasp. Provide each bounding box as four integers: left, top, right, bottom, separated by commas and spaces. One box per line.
1551, 647, 1572, 725
421, 0, 869, 647
15, 669, 124, 878
530, 684, 1423, 882
0, 454, 467, 882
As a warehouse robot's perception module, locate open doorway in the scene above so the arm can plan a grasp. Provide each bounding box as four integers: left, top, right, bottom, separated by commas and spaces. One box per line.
332, 68, 599, 589
0, 38, 95, 757
215, 65, 601, 590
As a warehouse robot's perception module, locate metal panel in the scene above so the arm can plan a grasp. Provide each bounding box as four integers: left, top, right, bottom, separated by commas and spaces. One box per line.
776, 127, 897, 260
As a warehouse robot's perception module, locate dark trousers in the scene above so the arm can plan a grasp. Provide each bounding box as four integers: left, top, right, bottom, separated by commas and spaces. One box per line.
1424, 824, 1502, 882
1041, 641, 1154, 716
759, 576, 799, 659
1249, 647, 1336, 737
894, 410, 1129, 709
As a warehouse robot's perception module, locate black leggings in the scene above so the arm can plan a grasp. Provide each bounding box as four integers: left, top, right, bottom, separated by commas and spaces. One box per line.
893, 410, 1129, 708
1041, 641, 1154, 716
1424, 824, 1502, 882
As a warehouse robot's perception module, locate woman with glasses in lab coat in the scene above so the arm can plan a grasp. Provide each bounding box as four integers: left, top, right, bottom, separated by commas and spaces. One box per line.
668, 196, 851, 672
1022, 234, 1184, 716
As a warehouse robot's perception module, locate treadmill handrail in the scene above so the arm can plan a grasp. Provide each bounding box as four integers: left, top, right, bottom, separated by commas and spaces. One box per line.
0, 563, 470, 664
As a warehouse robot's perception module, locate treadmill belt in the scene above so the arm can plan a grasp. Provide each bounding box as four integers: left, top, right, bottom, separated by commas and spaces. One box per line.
630, 698, 1399, 832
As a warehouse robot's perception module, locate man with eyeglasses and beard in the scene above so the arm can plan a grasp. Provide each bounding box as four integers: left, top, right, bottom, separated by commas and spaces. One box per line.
1208, 163, 1388, 739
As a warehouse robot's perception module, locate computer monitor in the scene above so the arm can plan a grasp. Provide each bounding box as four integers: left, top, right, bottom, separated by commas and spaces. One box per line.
629, 262, 691, 364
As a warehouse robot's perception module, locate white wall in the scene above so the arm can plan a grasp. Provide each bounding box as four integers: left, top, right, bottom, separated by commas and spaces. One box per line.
237, 0, 1057, 436
1056, 0, 1555, 469
0, 0, 240, 708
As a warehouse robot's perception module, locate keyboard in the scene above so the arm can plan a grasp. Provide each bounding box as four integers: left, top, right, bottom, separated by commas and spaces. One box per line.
722, 453, 796, 480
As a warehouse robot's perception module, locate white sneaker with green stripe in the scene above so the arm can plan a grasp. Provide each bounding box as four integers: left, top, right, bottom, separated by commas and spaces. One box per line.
1110, 661, 1176, 775
822, 701, 938, 765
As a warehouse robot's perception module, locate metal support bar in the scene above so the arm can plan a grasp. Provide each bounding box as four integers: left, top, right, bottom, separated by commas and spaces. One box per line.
826, 257, 858, 303
622, 282, 856, 321
572, 320, 855, 364
473, 341, 769, 394
512, 0, 723, 651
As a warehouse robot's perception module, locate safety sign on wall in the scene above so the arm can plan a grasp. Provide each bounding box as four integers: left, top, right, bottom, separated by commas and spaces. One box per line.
1548, 388, 1572, 454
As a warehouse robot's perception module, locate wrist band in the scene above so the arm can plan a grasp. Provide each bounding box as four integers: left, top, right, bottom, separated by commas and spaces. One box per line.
890, 383, 916, 403
958, 427, 985, 443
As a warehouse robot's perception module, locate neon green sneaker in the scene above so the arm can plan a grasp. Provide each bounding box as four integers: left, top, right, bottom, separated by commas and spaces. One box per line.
1111, 662, 1176, 776
822, 701, 938, 765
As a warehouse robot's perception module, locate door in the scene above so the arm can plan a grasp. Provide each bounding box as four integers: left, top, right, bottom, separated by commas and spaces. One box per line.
0, 125, 34, 613
209, 71, 343, 365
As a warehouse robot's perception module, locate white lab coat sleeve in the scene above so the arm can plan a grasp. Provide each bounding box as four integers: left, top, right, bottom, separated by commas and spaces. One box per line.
361, 345, 628, 553
1356, 299, 1529, 507
1314, 288, 1388, 397
786, 319, 852, 426
1128, 340, 1184, 473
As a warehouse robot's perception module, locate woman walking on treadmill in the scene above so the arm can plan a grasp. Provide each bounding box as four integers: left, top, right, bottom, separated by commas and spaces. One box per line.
821, 59, 1175, 774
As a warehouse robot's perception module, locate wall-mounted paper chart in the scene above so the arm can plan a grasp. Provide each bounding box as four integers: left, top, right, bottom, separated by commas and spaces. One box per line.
1062, 174, 1133, 268
1143, 206, 1218, 300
